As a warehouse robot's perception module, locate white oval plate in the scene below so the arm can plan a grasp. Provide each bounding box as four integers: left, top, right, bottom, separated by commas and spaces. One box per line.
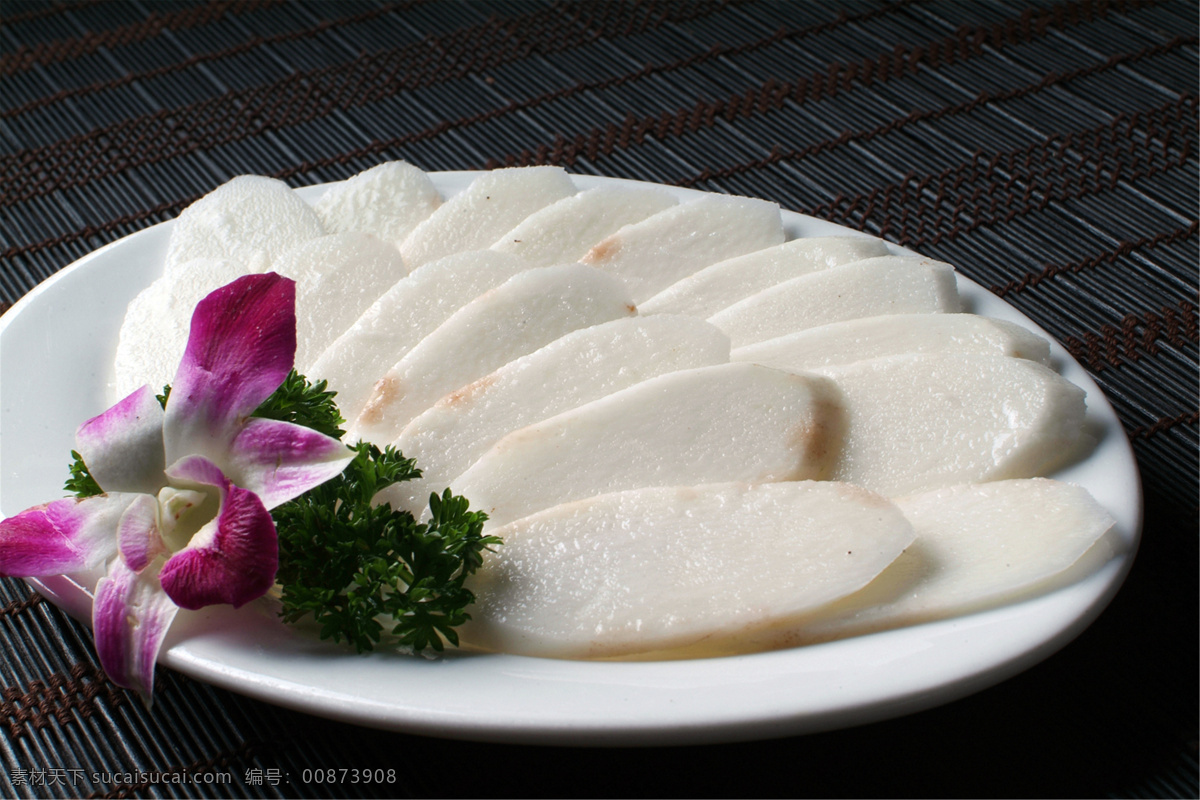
0, 173, 1140, 745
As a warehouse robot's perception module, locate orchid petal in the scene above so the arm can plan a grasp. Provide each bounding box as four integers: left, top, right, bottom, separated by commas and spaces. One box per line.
0, 494, 137, 577
117, 494, 167, 573
93, 557, 178, 703
75, 386, 167, 495
223, 418, 353, 509
164, 273, 296, 468
159, 456, 277, 610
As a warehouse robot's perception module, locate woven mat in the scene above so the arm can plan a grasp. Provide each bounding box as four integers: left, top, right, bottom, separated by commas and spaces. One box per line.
1, 1, 1196, 797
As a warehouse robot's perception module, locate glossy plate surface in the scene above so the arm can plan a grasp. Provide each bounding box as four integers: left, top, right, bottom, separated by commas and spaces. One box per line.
0, 173, 1141, 745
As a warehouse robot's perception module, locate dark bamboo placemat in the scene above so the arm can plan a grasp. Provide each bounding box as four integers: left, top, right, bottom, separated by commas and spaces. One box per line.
1, 1, 1196, 797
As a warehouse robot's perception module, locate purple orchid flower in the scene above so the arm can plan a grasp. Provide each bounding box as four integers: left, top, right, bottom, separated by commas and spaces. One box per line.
0, 273, 354, 701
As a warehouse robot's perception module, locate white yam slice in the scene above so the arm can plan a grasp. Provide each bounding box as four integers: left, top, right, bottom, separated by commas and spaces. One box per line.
313, 161, 441, 245
489, 184, 677, 267
451, 363, 843, 528
818, 354, 1086, 496
640, 235, 890, 318
381, 315, 731, 515
461, 481, 915, 658
579, 195, 785, 303
308, 251, 528, 423
400, 166, 576, 268
784, 480, 1117, 646
114, 258, 246, 397
164, 175, 325, 276
271, 233, 409, 372
350, 264, 635, 444
709, 256, 961, 348
733, 313, 1052, 371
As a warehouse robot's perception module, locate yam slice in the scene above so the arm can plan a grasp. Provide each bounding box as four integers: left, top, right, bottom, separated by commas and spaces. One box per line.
381, 315, 731, 515
350, 264, 635, 444
461, 481, 915, 658
164, 175, 325, 276
450, 363, 844, 528
709, 256, 961, 348
308, 251, 527, 423
313, 161, 441, 245
580, 195, 785, 303
400, 166, 576, 268
733, 313, 1052, 371
655, 479, 1117, 657
818, 354, 1087, 496
640, 235, 890, 318
778, 480, 1117, 647
490, 184, 678, 267
272, 233, 410, 371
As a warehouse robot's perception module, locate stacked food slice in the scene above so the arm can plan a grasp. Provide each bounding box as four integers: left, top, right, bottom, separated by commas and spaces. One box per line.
381, 315, 731, 516
113, 163, 1118, 660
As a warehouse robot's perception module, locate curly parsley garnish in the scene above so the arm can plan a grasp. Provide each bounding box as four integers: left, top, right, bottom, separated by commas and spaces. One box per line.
248, 370, 346, 440
64, 450, 103, 497
274, 443, 497, 653
70, 371, 498, 655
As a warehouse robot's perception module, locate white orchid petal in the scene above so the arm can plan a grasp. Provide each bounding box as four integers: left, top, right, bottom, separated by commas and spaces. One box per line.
0, 494, 138, 577
75, 386, 166, 495
93, 557, 179, 704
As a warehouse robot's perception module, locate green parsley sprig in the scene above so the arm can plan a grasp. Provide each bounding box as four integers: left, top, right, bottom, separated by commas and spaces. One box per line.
67, 370, 498, 655
248, 370, 345, 440
273, 443, 498, 653
64, 450, 103, 497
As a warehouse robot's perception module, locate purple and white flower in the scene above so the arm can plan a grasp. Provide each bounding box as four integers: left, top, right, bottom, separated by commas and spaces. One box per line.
0, 273, 353, 701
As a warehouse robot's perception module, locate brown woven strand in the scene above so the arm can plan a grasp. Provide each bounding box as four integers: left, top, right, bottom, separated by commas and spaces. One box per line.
2, 6, 1187, 267
0, 0, 286, 76
1064, 300, 1197, 372
0, 592, 43, 620
0, 0, 739, 202
487, 0, 1167, 171
1128, 410, 1200, 439
0, 2, 416, 121
1, 663, 127, 739
992, 221, 1200, 297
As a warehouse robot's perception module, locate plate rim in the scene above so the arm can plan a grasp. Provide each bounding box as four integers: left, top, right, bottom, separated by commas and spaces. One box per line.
2, 170, 1142, 746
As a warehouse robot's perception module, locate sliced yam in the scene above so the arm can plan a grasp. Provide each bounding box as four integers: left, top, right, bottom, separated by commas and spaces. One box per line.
817, 354, 1086, 496
308, 251, 528, 423
709, 256, 961, 348
400, 166, 576, 268
640, 235, 890, 318
350, 264, 635, 444
780, 480, 1117, 646
271, 233, 410, 372
164, 175, 325, 276
489, 184, 677, 267
114, 258, 247, 397
580, 194, 785, 303
659, 479, 1118, 657
461, 481, 915, 658
732, 313, 1052, 371
450, 363, 844, 528
313, 161, 441, 245
381, 315, 732, 515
